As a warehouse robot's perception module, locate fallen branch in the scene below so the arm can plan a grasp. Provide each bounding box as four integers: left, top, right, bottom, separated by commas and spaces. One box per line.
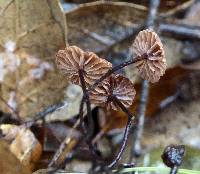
159, 23, 200, 41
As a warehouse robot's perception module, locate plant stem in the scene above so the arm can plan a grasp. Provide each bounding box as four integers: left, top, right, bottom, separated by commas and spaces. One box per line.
78, 69, 99, 165
78, 69, 94, 140
87, 56, 142, 93
107, 96, 134, 169
170, 166, 179, 174
79, 97, 87, 135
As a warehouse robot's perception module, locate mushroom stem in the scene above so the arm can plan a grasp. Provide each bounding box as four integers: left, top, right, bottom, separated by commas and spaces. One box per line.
78, 69, 99, 164
170, 166, 178, 174
79, 69, 94, 140
107, 96, 134, 169
87, 55, 142, 93
79, 97, 87, 135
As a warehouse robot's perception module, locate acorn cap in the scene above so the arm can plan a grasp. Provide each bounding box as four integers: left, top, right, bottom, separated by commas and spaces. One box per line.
90, 74, 136, 110
132, 29, 166, 83
56, 46, 112, 86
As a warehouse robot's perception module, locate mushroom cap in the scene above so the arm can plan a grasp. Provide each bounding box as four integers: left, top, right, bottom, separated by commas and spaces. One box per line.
56, 46, 112, 86
132, 29, 166, 83
90, 74, 136, 110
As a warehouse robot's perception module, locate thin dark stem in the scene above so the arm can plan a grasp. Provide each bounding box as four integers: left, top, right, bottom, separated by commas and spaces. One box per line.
24, 102, 65, 127
79, 97, 87, 134
87, 56, 142, 93
78, 69, 94, 140
78, 69, 99, 166
107, 96, 134, 169
170, 166, 178, 174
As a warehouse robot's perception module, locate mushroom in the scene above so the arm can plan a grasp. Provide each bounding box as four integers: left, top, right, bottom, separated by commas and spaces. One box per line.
90, 74, 136, 110
132, 29, 166, 83
56, 46, 112, 87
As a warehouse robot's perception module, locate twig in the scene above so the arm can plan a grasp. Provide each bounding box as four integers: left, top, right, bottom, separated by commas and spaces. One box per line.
107, 96, 134, 169
48, 117, 81, 167
159, 23, 200, 41
0, 95, 20, 121
0, 0, 14, 16
131, 0, 160, 157
24, 102, 65, 127
132, 80, 149, 156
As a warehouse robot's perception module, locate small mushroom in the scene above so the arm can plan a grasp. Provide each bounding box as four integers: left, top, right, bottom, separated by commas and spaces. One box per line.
90, 74, 136, 110
132, 29, 166, 83
56, 46, 112, 86
162, 145, 185, 174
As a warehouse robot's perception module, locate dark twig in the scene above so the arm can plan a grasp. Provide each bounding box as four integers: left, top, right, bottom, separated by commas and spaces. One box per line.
131, 0, 160, 157
107, 96, 134, 169
24, 102, 65, 127
159, 23, 200, 41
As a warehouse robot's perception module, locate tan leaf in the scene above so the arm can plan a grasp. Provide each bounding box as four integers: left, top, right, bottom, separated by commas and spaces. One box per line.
0, 140, 31, 174
0, 0, 68, 118
0, 124, 42, 170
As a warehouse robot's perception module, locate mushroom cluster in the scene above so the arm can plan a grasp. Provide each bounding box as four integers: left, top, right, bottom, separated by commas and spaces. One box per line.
55, 29, 167, 110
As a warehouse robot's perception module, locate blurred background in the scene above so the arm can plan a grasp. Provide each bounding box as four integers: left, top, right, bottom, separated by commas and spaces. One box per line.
0, 0, 200, 173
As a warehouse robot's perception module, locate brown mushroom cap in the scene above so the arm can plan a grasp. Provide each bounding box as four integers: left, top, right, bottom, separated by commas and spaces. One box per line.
132, 29, 167, 83
90, 74, 136, 110
56, 46, 112, 86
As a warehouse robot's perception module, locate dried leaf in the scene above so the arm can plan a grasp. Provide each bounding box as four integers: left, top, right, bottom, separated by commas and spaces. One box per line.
56, 46, 112, 86
66, 2, 148, 52
132, 29, 167, 83
0, 140, 31, 174
90, 74, 136, 110
0, 0, 68, 118
0, 124, 42, 170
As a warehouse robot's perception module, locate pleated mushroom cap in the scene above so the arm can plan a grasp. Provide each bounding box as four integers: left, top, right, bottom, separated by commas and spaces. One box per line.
90, 74, 136, 110
132, 29, 166, 83
56, 46, 112, 86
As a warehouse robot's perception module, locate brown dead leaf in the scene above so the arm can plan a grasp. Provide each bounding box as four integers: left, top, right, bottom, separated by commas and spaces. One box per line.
0, 140, 31, 174
0, 124, 42, 170
0, 0, 68, 118
66, 1, 148, 53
